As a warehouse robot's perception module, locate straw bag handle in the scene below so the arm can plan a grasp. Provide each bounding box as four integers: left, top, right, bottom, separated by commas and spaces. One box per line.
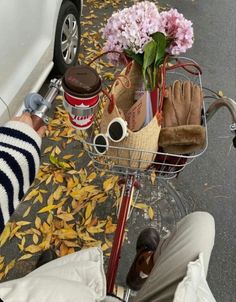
88, 51, 132, 113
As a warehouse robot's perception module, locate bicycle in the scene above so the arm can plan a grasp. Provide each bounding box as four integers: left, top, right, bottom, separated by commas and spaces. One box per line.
26, 57, 236, 300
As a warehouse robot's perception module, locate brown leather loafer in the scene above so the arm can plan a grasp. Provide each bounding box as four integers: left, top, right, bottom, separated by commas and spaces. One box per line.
136, 227, 160, 253
126, 228, 160, 291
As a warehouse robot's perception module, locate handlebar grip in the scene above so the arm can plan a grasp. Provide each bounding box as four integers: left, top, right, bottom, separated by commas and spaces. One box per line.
31, 114, 45, 131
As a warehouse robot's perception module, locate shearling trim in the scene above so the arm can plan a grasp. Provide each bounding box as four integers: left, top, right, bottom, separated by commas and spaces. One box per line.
159, 125, 206, 154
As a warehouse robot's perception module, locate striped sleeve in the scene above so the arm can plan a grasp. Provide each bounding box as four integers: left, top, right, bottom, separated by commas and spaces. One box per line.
0, 121, 42, 233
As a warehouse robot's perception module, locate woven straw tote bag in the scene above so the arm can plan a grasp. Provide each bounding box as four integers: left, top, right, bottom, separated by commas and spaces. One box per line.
100, 60, 161, 170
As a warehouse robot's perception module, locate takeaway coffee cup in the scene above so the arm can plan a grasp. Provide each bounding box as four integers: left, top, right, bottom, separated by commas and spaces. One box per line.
62, 65, 102, 130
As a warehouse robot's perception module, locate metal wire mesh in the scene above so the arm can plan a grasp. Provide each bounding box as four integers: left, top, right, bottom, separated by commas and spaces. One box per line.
81, 57, 208, 179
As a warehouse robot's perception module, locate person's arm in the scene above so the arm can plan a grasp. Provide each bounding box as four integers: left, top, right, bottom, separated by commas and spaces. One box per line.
0, 113, 46, 233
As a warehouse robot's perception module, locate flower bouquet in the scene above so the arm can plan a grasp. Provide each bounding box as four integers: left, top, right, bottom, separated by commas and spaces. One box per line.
103, 1, 194, 92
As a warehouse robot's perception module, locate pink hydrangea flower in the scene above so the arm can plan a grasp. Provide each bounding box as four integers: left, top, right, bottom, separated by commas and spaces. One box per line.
102, 2, 194, 62
103, 1, 161, 56
160, 8, 194, 55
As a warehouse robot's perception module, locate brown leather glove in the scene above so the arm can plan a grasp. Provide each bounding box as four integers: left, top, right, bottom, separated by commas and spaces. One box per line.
162, 80, 203, 127
159, 80, 205, 155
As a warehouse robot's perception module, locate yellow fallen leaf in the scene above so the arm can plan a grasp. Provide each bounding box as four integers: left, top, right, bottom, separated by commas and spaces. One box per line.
84, 215, 92, 226
85, 203, 93, 220
0, 256, 4, 264
4, 259, 16, 275
87, 226, 104, 234
55, 173, 64, 183
60, 243, 69, 256
105, 217, 117, 234
79, 168, 87, 183
67, 178, 76, 190
10, 225, 21, 239
25, 245, 42, 253
63, 240, 79, 248
218, 90, 224, 97
148, 207, 154, 220
0, 224, 11, 247
101, 243, 110, 251
78, 231, 96, 242
23, 206, 31, 218
67, 170, 79, 175
15, 232, 24, 240
18, 254, 33, 261
0, 263, 4, 270
54, 146, 61, 155
47, 213, 53, 225
24, 189, 39, 201
18, 237, 25, 252
38, 199, 67, 213
150, 171, 157, 185
63, 154, 74, 160
33, 234, 39, 244
46, 174, 53, 185
16, 221, 31, 226
47, 193, 55, 206
103, 176, 119, 192
57, 213, 74, 222
54, 229, 77, 240
105, 237, 113, 248
32, 228, 41, 236
96, 220, 107, 228
0, 272, 5, 280
104, 72, 115, 80
41, 222, 51, 234
35, 217, 41, 229
132, 203, 149, 210
53, 186, 64, 201
43, 146, 53, 154
87, 172, 97, 182
97, 195, 108, 204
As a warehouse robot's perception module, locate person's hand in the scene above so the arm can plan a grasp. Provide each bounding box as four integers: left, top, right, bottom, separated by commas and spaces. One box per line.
12, 112, 47, 137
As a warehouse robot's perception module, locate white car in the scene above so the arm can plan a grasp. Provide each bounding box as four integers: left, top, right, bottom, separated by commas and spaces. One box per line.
0, 0, 83, 125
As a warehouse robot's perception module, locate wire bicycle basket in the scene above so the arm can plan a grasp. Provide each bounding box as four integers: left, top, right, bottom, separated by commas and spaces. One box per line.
82, 57, 208, 179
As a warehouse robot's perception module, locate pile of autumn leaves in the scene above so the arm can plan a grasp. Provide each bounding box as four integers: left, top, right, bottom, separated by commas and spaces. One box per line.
0, 0, 155, 281
0, 102, 122, 280
0, 99, 154, 280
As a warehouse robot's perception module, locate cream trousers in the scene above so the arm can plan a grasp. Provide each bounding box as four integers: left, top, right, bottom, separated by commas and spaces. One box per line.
134, 211, 215, 302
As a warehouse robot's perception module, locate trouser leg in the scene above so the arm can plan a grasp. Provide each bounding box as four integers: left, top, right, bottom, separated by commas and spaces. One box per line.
134, 211, 215, 302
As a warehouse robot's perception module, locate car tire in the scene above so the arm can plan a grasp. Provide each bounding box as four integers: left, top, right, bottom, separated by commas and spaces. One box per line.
53, 1, 80, 75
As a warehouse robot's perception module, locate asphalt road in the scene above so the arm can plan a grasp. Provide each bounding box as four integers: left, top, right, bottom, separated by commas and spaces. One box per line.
158, 0, 236, 301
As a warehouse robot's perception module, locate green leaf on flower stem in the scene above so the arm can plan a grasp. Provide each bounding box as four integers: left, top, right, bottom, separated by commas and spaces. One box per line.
149, 32, 167, 89
152, 32, 167, 66
143, 40, 157, 89
124, 49, 143, 66
143, 40, 157, 71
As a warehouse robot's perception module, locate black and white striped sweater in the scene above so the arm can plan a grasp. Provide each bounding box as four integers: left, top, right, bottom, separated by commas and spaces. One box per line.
0, 121, 41, 233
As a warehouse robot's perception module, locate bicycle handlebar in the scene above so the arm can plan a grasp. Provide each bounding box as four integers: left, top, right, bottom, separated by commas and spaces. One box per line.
205, 96, 236, 148
25, 79, 61, 131
205, 97, 236, 124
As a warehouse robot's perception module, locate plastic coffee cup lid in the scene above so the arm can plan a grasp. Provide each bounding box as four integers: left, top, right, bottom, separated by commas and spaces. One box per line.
62, 65, 102, 98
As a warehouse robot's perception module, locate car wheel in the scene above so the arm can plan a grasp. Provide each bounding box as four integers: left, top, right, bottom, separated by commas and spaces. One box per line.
53, 1, 80, 75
